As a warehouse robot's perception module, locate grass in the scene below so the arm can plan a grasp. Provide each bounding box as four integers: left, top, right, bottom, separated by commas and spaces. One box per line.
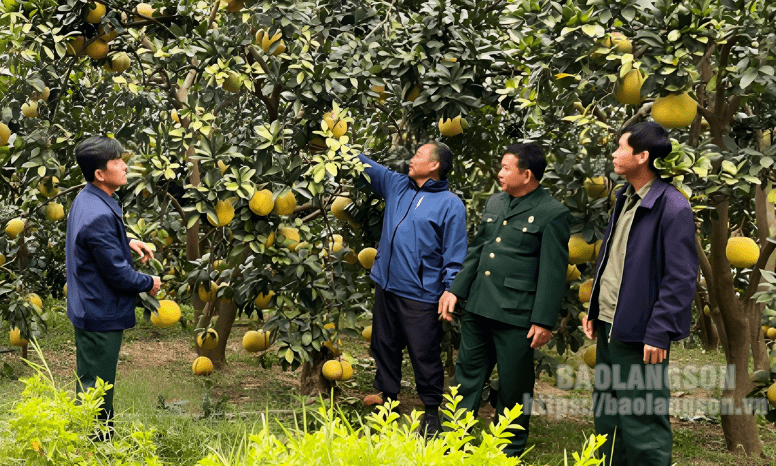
2, 298, 776, 465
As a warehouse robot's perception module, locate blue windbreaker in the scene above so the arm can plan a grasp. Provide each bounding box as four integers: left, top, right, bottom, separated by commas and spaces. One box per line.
358, 154, 467, 303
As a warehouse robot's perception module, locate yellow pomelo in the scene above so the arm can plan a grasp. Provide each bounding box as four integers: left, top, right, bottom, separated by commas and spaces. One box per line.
362, 325, 372, 342
331, 196, 354, 223
344, 251, 358, 264
10, 327, 28, 347
38, 177, 59, 197
86, 2, 106, 23
725, 237, 759, 268
254, 290, 274, 309
767, 327, 776, 340
151, 300, 181, 328
33, 87, 50, 101
768, 383, 776, 408
98, 26, 119, 42
198, 281, 218, 303
273, 190, 297, 216
243, 330, 271, 352
584, 344, 597, 368
6, 218, 24, 239
322, 360, 343, 381
323, 112, 347, 138
27, 293, 43, 309
104, 52, 131, 73
222, 71, 241, 93
438, 115, 463, 137
371, 84, 387, 102
566, 264, 581, 283
339, 361, 353, 381
135, 2, 154, 18
579, 279, 593, 303
85, 39, 109, 60
615, 69, 644, 105
584, 176, 608, 199
66, 36, 86, 56
651, 92, 698, 129
406, 84, 421, 102
703, 305, 711, 317
197, 328, 219, 350
762, 325, 769, 337
0, 253, 5, 267
209, 200, 235, 227
264, 231, 275, 247
322, 340, 342, 356
278, 227, 300, 250
578, 311, 587, 320
22, 101, 38, 118
192, 356, 214, 376
249, 189, 274, 216
44, 203, 65, 221
594, 239, 603, 260
568, 234, 595, 265
358, 247, 377, 269
212, 259, 227, 272
605, 32, 632, 53
0, 122, 11, 146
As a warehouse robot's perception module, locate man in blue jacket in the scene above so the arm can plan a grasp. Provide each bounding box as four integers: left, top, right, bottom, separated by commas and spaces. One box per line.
358, 142, 467, 436
66, 136, 161, 434
583, 122, 698, 465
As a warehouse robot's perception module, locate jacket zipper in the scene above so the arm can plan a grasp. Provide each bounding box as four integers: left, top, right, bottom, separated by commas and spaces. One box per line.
385, 188, 421, 285
591, 200, 620, 342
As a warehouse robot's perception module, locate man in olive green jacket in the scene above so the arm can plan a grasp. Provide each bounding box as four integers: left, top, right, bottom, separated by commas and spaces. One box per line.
439, 143, 570, 457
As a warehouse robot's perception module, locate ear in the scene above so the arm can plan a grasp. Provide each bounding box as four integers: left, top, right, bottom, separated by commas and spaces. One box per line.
637, 150, 650, 166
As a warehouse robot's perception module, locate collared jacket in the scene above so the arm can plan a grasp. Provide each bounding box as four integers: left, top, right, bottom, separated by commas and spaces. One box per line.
588, 178, 698, 349
449, 188, 571, 329
358, 154, 467, 304
66, 183, 153, 331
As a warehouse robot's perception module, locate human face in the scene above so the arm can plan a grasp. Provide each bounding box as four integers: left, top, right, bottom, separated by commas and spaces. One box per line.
408, 144, 440, 184
611, 133, 647, 179
95, 157, 128, 192
498, 153, 531, 197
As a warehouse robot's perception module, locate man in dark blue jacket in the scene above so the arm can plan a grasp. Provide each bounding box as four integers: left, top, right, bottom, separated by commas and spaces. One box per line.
583, 122, 698, 466
66, 136, 161, 434
358, 142, 467, 436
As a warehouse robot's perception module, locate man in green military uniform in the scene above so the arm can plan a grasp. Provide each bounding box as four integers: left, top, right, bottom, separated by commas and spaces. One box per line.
439, 143, 570, 457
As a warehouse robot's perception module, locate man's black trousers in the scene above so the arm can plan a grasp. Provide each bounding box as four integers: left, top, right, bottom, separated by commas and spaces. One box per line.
370, 284, 444, 407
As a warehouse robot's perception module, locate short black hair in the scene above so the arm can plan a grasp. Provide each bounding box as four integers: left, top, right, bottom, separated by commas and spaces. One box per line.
621, 121, 672, 175
421, 141, 453, 180
504, 143, 547, 181
75, 136, 124, 182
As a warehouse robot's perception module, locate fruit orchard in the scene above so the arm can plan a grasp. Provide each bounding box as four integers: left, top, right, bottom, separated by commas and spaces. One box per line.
1, 0, 776, 458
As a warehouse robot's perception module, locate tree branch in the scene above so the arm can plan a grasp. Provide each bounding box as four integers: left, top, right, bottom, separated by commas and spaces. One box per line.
621, 102, 653, 129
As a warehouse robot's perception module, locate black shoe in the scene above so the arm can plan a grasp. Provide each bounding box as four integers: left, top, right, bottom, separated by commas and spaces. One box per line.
421, 411, 440, 439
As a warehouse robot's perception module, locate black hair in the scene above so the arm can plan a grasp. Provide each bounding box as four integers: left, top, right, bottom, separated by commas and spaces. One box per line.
504, 143, 547, 181
75, 136, 124, 182
621, 121, 672, 175
419, 141, 453, 180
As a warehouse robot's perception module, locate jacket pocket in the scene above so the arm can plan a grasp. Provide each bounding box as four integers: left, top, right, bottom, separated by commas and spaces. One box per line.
500, 277, 536, 311
511, 221, 541, 252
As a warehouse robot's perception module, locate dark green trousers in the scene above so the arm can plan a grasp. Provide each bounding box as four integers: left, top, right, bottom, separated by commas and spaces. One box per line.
594, 322, 672, 466
74, 327, 124, 421
454, 312, 534, 457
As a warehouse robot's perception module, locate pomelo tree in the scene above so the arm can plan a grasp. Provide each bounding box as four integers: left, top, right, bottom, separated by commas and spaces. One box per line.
2, 0, 774, 455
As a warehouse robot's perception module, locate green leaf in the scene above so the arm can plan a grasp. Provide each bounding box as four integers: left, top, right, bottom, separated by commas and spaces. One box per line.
581, 24, 604, 38
284, 348, 295, 364
740, 68, 758, 90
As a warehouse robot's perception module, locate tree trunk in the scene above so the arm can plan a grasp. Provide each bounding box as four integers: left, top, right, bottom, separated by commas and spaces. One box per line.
745, 300, 769, 372
201, 300, 237, 368
710, 201, 763, 456
300, 350, 338, 397
695, 291, 719, 350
